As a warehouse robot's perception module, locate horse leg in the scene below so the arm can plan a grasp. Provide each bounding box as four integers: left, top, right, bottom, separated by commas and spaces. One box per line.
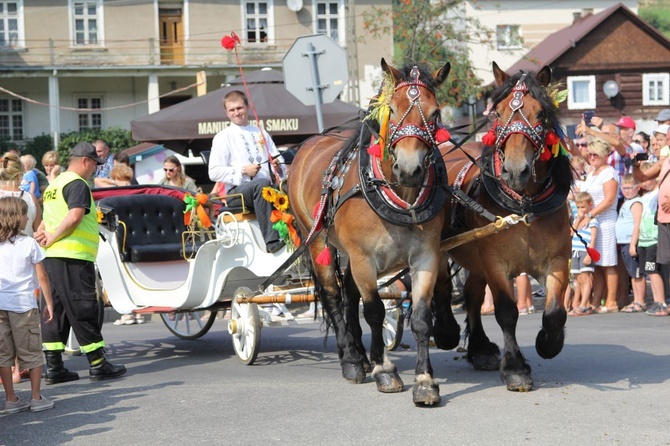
464, 272, 501, 371
342, 265, 372, 373
409, 267, 441, 406
488, 275, 533, 392
351, 265, 403, 394
432, 254, 461, 350
313, 254, 367, 383
535, 263, 568, 359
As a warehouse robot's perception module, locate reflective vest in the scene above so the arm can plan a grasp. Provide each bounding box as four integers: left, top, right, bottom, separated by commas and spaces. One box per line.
42, 171, 98, 262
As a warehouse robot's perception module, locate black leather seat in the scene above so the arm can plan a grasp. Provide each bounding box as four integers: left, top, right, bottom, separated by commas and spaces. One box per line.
98, 194, 194, 263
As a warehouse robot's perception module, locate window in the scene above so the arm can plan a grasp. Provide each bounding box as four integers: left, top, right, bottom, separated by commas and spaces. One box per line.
567, 75, 596, 110
70, 0, 102, 46
315, 1, 341, 43
643, 73, 669, 106
244, 1, 270, 43
496, 25, 521, 50
0, 98, 23, 140
0, 1, 22, 49
77, 97, 102, 131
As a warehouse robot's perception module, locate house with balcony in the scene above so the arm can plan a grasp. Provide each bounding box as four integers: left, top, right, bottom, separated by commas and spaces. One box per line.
463, 0, 639, 85
0, 0, 392, 148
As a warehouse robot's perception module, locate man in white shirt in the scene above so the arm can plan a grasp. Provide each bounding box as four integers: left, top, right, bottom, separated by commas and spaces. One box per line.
208, 90, 286, 253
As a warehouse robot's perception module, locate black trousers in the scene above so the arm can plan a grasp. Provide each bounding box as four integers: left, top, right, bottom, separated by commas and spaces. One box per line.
227, 178, 280, 247
41, 258, 104, 352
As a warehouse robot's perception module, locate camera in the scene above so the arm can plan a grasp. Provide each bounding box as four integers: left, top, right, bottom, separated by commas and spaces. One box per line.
634, 152, 649, 162
582, 111, 595, 126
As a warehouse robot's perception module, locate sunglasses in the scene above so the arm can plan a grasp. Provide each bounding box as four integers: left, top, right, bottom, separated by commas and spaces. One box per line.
576, 142, 588, 147
587, 153, 600, 157
633, 139, 644, 144
164, 168, 176, 172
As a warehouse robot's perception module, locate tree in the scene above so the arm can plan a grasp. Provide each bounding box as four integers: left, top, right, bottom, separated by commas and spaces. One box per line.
363, 0, 494, 109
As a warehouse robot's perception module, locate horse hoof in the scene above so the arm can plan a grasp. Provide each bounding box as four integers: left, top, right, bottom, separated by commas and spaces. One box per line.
504, 374, 534, 392
412, 382, 441, 406
341, 362, 366, 384
374, 371, 404, 393
535, 328, 565, 359
433, 323, 461, 351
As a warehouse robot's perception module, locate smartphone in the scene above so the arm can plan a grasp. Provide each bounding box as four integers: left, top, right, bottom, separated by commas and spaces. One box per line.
635, 152, 649, 162
583, 110, 595, 126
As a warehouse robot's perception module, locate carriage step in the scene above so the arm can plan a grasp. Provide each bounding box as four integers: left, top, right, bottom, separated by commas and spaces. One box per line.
133, 307, 178, 314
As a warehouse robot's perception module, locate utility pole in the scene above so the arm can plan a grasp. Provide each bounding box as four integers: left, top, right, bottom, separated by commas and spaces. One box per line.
345, 0, 360, 106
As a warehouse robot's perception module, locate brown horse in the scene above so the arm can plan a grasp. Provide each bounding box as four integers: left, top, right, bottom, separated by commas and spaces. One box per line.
435, 63, 573, 391
288, 59, 451, 405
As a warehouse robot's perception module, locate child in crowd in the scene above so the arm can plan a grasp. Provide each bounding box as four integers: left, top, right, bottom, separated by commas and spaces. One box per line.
41, 151, 61, 184
632, 163, 667, 316
568, 192, 599, 316
19, 155, 41, 200
616, 174, 646, 312
0, 196, 54, 413
110, 164, 134, 187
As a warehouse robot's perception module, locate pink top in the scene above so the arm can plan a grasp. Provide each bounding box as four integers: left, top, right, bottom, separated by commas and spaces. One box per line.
657, 158, 670, 224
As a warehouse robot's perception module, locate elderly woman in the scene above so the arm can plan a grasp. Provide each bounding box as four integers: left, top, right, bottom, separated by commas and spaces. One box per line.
158, 155, 197, 193
582, 136, 620, 313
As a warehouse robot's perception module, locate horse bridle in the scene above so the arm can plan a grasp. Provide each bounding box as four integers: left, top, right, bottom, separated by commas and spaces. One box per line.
488, 73, 548, 182
386, 66, 441, 166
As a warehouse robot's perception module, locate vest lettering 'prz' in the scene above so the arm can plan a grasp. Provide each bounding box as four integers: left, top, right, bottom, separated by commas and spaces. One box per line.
42, 171, 99, 262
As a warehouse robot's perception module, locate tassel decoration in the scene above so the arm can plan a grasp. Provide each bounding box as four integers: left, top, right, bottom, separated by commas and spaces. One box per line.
539, 147, 552, 161
586, 247, 601, 262
367, 143, 382, 158
435, 127, 451, 144
545, 131, 559, 145
482, 130, 496, 146
316, 246, 332, 265
221, 33, 240, 50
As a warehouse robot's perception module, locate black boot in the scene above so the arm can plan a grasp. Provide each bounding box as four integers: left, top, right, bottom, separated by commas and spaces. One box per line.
86, 349, 127, 381
44, 351, 80, 385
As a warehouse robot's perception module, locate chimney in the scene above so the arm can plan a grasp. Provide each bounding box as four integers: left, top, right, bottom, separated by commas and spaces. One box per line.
582, 8, 594, 17
573, 12, 582, 23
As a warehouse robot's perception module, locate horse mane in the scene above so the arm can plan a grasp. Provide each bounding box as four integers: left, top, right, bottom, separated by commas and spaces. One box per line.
395, 64, 440, 93
487, 69, 573, 195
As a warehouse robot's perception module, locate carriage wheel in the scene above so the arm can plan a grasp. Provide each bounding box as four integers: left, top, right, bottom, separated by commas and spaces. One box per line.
160, 310, 216, 340
228, 287, 261, 365
215, 211, 240, 248
382, 299, 404, 351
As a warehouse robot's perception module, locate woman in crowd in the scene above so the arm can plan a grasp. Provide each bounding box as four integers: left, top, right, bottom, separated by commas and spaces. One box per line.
158, 155, 197, 193
581, 137, 620, 313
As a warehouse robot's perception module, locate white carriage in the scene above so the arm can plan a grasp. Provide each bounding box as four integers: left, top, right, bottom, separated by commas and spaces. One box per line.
93, 185, 406, 364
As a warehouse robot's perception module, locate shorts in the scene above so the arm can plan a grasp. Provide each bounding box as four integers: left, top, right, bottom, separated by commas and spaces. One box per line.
619, 243, 641, 279
638, 244, 660, 275
570, 250, 595, 274
657, 223, 670, 264
0, 308, 43, 370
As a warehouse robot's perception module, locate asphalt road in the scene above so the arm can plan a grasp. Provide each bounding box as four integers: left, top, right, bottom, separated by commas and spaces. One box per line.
2, 307, 670, 446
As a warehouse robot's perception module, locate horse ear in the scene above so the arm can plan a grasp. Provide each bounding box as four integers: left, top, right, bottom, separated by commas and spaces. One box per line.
492, 62, 508, 87
536, 65, 552, 87
432, 62, 451, 87
381, 58, 402, 84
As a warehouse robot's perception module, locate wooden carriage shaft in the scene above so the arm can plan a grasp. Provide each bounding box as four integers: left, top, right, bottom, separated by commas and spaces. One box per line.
237, 291, 408, 304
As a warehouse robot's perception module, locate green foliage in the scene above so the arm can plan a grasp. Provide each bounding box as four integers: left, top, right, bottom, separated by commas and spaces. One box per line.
57, 127, 137, 163
0, 139, 20, 153
639, 7, 670, 37
23, 134, 55, 165
362, 0, 494, 108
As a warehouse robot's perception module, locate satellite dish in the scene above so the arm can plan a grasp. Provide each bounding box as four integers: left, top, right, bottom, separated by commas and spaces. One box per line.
287, 0, 303, 12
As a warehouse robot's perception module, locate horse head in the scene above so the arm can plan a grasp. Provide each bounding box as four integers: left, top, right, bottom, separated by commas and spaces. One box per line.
486, 62, 557, 195
377, 59, 450, 189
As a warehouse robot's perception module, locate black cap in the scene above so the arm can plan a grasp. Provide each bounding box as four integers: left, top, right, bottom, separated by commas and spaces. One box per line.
70, 142, 104, 165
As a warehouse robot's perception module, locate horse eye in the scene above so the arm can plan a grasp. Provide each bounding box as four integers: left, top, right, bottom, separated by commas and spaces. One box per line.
536, 111, 545, 121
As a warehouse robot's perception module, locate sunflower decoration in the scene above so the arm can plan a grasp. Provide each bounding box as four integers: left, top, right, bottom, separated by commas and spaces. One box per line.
262, 186, 300, 249
547, 82, 568, 110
